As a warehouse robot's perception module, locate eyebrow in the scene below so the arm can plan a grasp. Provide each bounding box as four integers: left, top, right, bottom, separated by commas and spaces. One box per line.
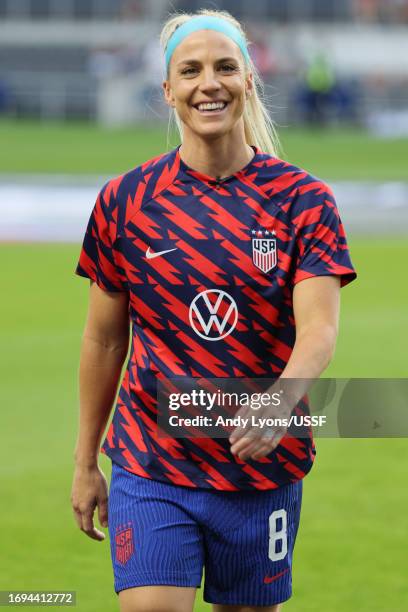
177, 56, 239, 66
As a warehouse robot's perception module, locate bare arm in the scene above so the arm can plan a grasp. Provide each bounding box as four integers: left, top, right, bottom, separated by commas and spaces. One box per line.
71, 281, 130, 540
230, 276, 341, 459
281, 275, 340, 379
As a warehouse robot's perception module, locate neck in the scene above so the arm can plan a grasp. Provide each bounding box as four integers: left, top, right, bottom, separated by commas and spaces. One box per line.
179, 130, 254, 179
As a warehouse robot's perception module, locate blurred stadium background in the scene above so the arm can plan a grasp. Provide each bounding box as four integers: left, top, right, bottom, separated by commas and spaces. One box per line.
1, 1, 407, 611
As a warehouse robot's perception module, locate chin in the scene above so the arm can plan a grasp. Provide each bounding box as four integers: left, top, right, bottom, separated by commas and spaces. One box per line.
195, 128, 227, 140
191, 121, 234, 141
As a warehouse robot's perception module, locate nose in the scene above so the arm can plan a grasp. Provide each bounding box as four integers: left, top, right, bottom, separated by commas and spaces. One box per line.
198, 67, 222, 92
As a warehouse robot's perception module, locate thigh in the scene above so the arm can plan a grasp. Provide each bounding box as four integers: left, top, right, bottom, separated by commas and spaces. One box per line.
119, 585, 196, 612
108, 463, 204, 595
203, 480, 303, 608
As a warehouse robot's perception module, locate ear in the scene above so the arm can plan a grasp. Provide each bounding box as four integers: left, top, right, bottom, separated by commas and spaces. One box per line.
162, 80, 176, 108
245, 71, 254, 100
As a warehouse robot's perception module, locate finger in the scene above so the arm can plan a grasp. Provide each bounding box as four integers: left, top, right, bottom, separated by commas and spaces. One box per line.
237, 444, 259, 461
242, 427, 283, 461
229, 425, 248, 445
229, 405, 272, 444
250, 441, 276, 460
81, 511, 106, 541
73, 508, 83, 531
230, 418, 270, 454
236, 436, 268, 460
230, 433, 260, 457
250, 430, 286, 460
97, 498, 109, 528
229, 413, 255, 445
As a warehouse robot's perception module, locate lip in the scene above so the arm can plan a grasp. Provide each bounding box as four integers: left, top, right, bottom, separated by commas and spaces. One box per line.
193, 101, 229, 115
194, 100, 229, 106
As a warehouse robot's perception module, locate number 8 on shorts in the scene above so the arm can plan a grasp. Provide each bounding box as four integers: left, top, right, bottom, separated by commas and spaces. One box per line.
269, 509, 288, 561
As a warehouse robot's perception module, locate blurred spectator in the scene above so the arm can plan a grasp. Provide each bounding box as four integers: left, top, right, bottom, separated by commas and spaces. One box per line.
120, 0, 146, 19
303, 53, 336, 125
353, 0, 408, 23
247, 32, 278, 79
385, 0, 408, 22
0, 76, 11, 115
295, 53, 358, 126
353, 0, 380, 22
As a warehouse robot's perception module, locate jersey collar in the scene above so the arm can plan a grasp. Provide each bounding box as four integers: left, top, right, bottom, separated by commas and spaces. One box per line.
175, 145, 263, 186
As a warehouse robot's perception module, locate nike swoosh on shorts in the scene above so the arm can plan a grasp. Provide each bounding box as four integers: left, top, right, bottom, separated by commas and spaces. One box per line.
263, 568, 290, 584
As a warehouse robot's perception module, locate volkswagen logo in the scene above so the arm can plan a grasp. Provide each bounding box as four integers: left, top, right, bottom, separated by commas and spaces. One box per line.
189, 289, 238, 341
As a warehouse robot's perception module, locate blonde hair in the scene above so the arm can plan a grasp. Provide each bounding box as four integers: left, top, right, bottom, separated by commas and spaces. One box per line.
160, 8, 280, 157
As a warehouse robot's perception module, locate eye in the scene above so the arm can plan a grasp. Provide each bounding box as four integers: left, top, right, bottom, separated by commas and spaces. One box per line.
180, 66, 199, 76
219, 63, 238, 72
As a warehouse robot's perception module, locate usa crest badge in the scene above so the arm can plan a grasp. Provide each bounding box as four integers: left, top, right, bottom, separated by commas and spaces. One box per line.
251, 229, 277, 273
115, 523, 134, 565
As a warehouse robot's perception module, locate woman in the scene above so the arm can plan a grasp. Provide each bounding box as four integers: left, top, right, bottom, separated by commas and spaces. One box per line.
71, 9, 356, 612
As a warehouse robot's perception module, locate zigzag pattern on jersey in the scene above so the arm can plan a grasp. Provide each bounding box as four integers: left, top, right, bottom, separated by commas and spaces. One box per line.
77, 147, 356, 490
102, 344, 314, 491
99, 149, 350, 374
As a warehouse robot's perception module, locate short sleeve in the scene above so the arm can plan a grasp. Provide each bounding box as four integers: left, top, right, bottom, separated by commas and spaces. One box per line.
293, 184, 357, 287
75, 186, 127, 292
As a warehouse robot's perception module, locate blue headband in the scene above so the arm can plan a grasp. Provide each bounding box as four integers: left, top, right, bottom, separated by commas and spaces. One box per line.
165, 15, 250, 71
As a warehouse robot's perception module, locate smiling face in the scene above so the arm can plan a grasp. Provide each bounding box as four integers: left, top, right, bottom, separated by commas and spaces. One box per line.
163, 29, 253, 142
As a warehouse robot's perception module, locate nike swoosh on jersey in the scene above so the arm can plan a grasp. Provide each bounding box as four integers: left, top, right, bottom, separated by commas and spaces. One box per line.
145, 247, 178, 259
263, 568, 289, 584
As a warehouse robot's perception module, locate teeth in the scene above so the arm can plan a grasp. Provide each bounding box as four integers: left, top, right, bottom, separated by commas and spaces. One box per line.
197, 102, 226, 111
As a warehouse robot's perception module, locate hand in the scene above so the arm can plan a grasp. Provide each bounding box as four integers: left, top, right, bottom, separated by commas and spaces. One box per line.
71, 464, 108, 541
229, 414, 288, 461
229, 383, 298, 461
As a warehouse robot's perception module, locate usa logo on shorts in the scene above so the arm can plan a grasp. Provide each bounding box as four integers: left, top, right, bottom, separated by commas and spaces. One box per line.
115, 523, 134, 565
252, 229, 277, 273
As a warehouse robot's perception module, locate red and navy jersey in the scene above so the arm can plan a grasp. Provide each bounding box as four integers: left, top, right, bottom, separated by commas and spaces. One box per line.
75, 146, 356, 491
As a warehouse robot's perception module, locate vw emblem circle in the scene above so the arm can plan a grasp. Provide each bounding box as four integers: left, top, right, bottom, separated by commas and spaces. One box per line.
189, 289, 238, 341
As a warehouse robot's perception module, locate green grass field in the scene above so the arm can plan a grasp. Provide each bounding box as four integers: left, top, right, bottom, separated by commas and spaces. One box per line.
1, 118, 408, 180
1, 121, 407, 611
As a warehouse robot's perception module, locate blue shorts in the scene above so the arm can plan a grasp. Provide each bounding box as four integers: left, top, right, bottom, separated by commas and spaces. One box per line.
108, 462, 303, 606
